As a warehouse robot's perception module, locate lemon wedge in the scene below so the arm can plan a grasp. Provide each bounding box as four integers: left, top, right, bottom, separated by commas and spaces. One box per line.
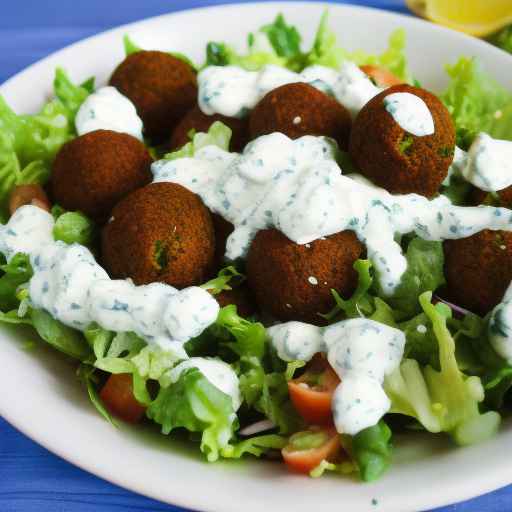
406, 0, 512, 37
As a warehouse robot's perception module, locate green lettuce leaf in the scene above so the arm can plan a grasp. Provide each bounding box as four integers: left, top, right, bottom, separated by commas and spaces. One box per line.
450, 313, 512, 409
163, 121, 232, 160
349, 420, 393, 482
384, 292, 501, 445
441, 57, 512, 145
305, 11, 411, 81
147, 367, 237, 462
383, 238, 445, 317
53, 68, 93, 123
216, 305, 266, 360
77, 363, 117, 426
0, 253, 33, 311
0, 69, 90, 218
201, 265, 245, 295
238, 355, 301, 434
322, 259, 374, 322
204, 14, 295, 71
221, 433, 287, 458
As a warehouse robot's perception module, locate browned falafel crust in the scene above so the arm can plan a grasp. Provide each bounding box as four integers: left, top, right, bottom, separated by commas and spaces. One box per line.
215, 286, 257, 318
51, 129, 152, 222
101, 182, 215, 289
349, 84, 455, 197
170, 105, 248, 152
110, 51, 197, 141
471, 186, 512, 209
248, 82, 352, 150
246, 229, 364, 325
444, 230, 512, 315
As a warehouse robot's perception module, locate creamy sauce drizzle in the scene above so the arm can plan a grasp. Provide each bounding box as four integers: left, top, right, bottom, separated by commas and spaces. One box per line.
453, 133, 512, 192
197, 61, 381, 119
75, 86, 144, 141
489, 283, 512, 363
0, 206, 219, 355
383, 92, 435, 136
268, 319, 405, 435
152, 132, 512, 295
167, 357, 241, 411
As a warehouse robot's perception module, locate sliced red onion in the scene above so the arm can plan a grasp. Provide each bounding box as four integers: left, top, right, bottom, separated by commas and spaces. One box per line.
433, 295, 472, 317
239, 419, 276, 437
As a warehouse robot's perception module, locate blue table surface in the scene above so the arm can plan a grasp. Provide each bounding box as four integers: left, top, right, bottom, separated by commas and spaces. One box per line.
1, 1, 512, 511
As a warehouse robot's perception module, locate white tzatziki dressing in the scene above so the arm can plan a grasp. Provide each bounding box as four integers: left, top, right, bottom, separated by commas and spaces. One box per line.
197, 61, 381, 119
152, 132, 512, 296
75, 86, 144, 140
0, 205, 219, 355
489, 283, 512, 363
451, 133, 512, 192
167, 357, 242, 411
267, 319, 406, 435
383, 92, 435, 136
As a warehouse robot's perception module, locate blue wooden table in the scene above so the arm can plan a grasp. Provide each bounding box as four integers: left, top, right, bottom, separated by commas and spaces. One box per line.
1, 1, 512, 511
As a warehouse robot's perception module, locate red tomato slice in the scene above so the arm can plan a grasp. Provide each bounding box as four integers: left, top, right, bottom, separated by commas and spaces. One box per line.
282, 427, 341, 474
99, 373, 146, 423
288, 356, 340, 425
359, 64, 403, 88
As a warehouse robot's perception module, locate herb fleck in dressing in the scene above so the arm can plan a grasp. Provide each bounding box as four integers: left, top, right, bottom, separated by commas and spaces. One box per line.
152, 132, 512, 296
75, 86, 144, 141
383, 92, 435, 136
267, 319, 406, 435
0, 205, 219, 355
198, 61, 380, 119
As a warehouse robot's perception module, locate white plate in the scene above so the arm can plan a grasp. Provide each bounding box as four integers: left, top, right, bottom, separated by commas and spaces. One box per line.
1, 3, 512, 511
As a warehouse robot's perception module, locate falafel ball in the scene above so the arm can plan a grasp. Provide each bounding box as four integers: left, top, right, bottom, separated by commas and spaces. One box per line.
444, 230, 512, 315
248, 82, 352, 150
51, 129, 152, 222
471, 186, 512, 209
110, 51, 197, 141
102, 182, 215, 288
246, 229, 364, 324
215, 285, 256, 318
349, 84, 455, 197
170, 105, 248, 152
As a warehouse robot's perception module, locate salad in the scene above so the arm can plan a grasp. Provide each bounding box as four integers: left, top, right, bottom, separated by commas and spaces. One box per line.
2, 11, 512, 483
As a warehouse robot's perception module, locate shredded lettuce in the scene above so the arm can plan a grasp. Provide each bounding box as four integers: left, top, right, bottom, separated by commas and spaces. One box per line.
0, 69, 91, 219
305, 11, 411, 81
147, 367, 237, 462
204, 11, 411, 81
385, 292, 501, 445
163, 121, 232, 160
441, 57, 512, 145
